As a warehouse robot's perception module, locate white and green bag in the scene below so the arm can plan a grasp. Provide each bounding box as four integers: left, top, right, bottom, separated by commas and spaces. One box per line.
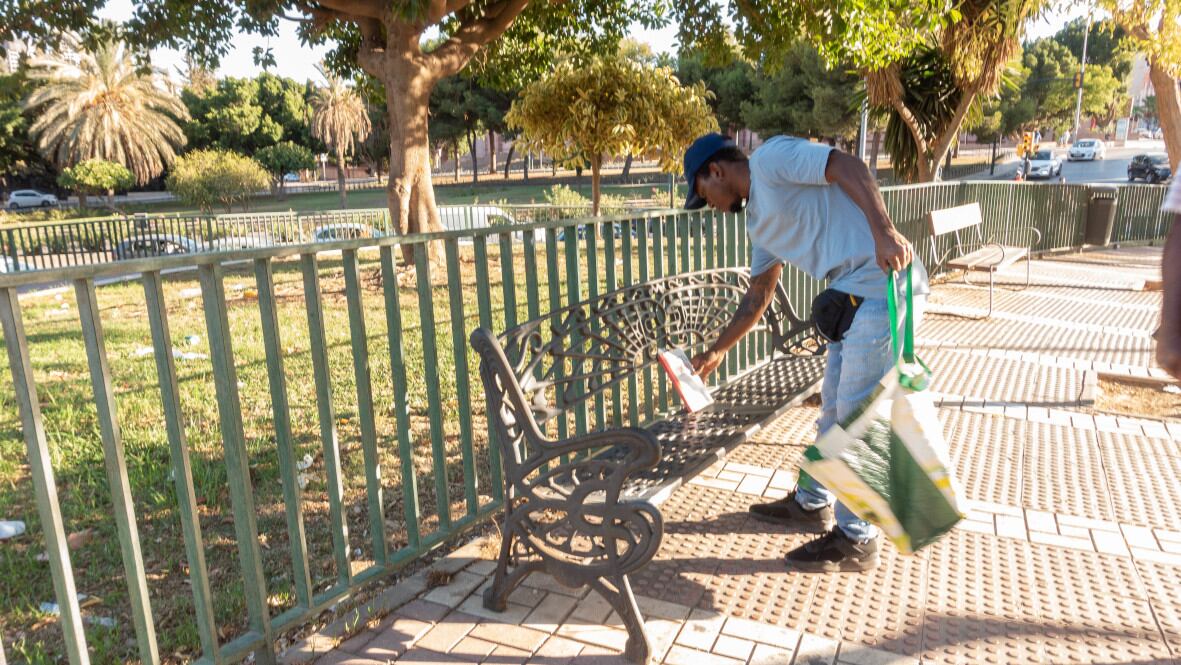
799, 268, 965, 554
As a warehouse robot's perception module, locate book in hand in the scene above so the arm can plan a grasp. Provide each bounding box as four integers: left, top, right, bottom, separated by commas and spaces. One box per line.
658, 348, 715, 413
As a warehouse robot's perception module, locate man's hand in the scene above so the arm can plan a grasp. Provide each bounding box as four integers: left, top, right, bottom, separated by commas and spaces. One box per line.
1158, 329, 1181, 380
875, 228, 914, 273
692, 348, 724, 379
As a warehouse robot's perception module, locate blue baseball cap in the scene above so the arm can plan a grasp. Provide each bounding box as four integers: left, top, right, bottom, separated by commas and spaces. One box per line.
682, 133, 737, 210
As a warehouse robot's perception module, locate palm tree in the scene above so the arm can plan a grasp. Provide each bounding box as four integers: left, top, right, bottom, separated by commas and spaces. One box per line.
310, 66, 372, 208
24, 36, 188, 185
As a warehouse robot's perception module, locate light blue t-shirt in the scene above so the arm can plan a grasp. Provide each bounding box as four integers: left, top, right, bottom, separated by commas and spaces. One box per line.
746, 136, 929, 299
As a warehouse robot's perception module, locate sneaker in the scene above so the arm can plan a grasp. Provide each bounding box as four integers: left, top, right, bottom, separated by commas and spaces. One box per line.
784, 527, 881, 573
749, 490, 835, 532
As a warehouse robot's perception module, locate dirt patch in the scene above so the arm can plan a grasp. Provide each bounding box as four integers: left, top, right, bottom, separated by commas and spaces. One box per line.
1096, 378, 1181, 421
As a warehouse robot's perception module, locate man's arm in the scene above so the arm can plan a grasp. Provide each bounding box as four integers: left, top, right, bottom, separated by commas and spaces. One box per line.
1158, 215, 1181, 379
691, 263, 783, 378
824, 150, 913, 272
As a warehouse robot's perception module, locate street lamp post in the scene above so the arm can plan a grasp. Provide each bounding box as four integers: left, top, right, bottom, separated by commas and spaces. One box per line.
1071, 9, 1093, 144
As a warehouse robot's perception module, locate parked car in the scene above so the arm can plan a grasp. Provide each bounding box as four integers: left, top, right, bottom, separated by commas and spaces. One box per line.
312, 223, 382, 242
1023, 149, 1062, 180
0, 256, 25, 273
6, 189, 59, 210
1067, 139, 1105, 161
283, 172, 300, 182
1128, 154, 1172, 184
113, 234, 202, 260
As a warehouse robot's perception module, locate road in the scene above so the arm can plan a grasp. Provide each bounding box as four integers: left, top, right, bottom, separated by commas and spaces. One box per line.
981, 139, 1169, 185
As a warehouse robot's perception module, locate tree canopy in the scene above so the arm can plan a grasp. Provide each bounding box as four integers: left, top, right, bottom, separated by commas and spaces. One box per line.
740, 43, 861, 148
183, 73, 316, 154
507, 54, 717, 214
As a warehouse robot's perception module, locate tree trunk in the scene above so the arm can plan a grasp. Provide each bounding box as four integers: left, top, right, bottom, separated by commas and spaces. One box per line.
523, 150, 529, 182
379, 61, 445, 265
336, 149, 348, 208
869, 130, 882, 177
469, 127, 479, 184
503, 143, 515, 179
927, 91, 979, 182
590, 155, 602, 216
1150, 59, 1181, 173
488, 130, 497, 174
890, 99, 933, 182
622, 153, 634, 183
454, 143, 460, 181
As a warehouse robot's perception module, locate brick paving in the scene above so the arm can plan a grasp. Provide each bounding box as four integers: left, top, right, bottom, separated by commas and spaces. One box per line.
294, 249, 1178, 664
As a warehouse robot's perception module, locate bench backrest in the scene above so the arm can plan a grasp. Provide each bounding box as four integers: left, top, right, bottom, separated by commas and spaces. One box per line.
928, 202, 987, 271
928, 202, 983, 237
471, 268, 813, 459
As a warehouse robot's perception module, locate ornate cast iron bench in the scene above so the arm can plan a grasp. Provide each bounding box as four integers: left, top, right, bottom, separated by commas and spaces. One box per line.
470, 267, 825, 664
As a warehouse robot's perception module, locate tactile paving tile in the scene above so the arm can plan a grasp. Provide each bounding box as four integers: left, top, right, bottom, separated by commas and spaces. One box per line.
923, 348, 1083, 406
1098, 429, 1181, 531
929, 286, 1162, 333
941, 409, 1024, 507
700, 524, 818, 626
748, 403, 821, 446
931, 281, 1162, 309
1133, 560, 1181, 654
919, 316, 1155, 368
989, 259, 1149, 289
1053, 247, 1164, 275
796, 544, 926, 654
631, 484, 750, 608
921, 530, 1048, 664
1022, 422, 1115, 522
1024, 541, 1168, 663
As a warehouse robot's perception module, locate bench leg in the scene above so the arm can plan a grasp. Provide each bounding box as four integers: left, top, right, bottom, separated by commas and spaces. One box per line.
589, 575, 652, 664
482, 530, 540, 612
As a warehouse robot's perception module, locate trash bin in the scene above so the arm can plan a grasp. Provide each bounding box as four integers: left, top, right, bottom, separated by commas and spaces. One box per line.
1084, 185, 1119, 246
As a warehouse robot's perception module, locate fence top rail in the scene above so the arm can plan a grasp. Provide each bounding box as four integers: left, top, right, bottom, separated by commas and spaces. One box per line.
0, 207, 690, 288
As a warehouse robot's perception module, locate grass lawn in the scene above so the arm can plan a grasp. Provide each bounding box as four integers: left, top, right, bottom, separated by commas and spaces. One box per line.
0, 218, 747, 662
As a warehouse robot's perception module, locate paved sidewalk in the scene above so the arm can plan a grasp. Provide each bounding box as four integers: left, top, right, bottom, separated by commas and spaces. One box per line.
291, 248, 1175, 664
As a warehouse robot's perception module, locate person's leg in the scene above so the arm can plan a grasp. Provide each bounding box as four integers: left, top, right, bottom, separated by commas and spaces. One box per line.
793, 340, 841, 510
785, 293, 926, 571
747, 340, 841, 530
830, 294, 926, 540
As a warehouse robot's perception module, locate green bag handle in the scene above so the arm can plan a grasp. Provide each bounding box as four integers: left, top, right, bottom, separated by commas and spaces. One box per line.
887, 266, 930, 390
886, 266, 915, 364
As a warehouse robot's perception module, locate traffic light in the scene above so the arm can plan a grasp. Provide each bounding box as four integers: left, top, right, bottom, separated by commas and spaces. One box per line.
1073, 72, 1082, 88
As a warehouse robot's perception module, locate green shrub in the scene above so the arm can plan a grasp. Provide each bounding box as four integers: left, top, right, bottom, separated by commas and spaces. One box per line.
543, 184, 627, 219
57, 159, 135, 206
166, 149, 269, 213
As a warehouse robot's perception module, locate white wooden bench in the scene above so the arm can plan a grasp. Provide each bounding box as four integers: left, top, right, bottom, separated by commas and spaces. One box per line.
928, 202, 1041, 318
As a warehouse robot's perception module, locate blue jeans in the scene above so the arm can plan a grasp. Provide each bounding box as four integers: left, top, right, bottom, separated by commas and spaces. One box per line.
795, 294, 926, 542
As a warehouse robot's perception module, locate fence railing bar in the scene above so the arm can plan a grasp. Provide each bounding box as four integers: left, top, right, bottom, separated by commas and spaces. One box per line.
0, 287, 91, 665
444, 239, 479, 518
142, 271, 222, 660
413, 243, 453, 532
74, 277, 161, 664
252, 259, 316, 610
341, 249, 390, 563
299, 253, 353, 585
379, 246, 423, 547
196, 264, 275, 663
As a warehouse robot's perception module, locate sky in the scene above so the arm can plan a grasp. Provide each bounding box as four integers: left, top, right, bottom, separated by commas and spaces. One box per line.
97, 0, 1090, 84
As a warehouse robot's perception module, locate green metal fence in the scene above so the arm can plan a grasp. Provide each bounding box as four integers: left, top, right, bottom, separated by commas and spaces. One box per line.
0, 181, 1171, 664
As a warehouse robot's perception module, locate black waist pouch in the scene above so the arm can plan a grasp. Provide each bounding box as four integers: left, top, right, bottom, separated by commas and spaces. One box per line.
811, 288, 864, 343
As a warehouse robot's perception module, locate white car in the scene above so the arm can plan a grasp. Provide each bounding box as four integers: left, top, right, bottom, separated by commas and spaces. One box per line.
1067, 139, 1105, 161
113, 234, 202, 260
1023, 149, 1062, 179
6, 189, 59, 210
283, 172, 300, 182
